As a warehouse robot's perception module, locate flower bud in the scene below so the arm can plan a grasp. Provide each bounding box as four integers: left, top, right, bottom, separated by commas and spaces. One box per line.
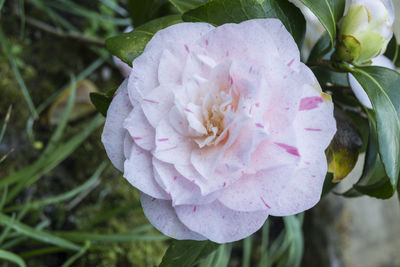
336, 0, 394, 65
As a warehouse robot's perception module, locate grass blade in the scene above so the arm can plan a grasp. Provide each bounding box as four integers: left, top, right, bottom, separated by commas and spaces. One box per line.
259, 221, 270, 267
53, 231, 168, 243
80, 199, 140, 230
0, 105, 11, 144
0, 114, 104, 193
42, 75, 76, 156
0, 27, 37, 119
61, 241, 91, 267
0, 249, 26, 267
0, 213, 15, 244
0, 0, 6, 13
4, 162, 106, 213
0, 213, 81, 250
242, 235, 252, 267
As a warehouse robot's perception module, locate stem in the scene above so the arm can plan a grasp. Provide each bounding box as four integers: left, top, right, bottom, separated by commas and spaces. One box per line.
306, 60, 330, 67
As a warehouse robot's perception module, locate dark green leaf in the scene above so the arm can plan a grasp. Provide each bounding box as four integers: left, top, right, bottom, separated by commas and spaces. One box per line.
397, 177, 400, 203
326, 108, 362, 182
128, 0, 170, 27
384, 35, 400, 67
311, 66, 349, 87
90, 87, 118, 116
106, 15, 183, 65
299, 0, 346, 47
308, 32, 331, 62
342, 110, 395, 199
321, 166, 338, 196
182, 0, 306, 49
169, 0, 209, 13
159, 240, 219, 267
343, 110, 369, 153
351, 67, 400, 187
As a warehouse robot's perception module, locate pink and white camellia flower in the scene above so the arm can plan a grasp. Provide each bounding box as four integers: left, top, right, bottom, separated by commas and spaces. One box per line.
102, 19, 337, 243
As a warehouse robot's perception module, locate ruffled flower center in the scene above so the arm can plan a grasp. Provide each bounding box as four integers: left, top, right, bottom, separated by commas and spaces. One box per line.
193, 88, 236, 148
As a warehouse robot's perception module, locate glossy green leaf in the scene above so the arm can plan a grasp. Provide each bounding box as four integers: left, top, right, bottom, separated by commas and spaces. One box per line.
128, 0, 169, 27
308, 32, 331, 62
106, 15, 183, 65
159, 240, 219, 267
0, 250, 26, 267
384, 35, 400, 67
182, 0, 306, 49
311, 66, 349, 88
90, 87, 118, 116
169, 0, 208, 13
298, 0, 346, 47
351, 67, 400, 187
342, 110, 395, 199
326, 108, 362, 182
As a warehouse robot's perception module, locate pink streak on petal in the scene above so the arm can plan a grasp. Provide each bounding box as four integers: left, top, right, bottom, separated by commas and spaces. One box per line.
299, 97, 323, 111
157, 138, 169, 142
287, 58, 295, 67
174, 176, 177, 181
226, 51, 229, 57
205, 39, 209, 46
133, 137, 143, 140
143, 98, 159, 104
249, 66, 253, 73
184, 108, 193, 113
260, 197, 271, 209
255, 123, 264, 129
193, 206, 197, 212
164, 145, 178, 151
274, 142, 300, 157
223, 182, 226, 187
229, 75, 233, 86
305, 128, 322, 131
184, 44, 190, 53
255, 103, 260, 107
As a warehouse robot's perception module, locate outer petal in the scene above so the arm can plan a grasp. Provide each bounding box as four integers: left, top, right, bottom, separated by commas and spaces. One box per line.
270, 154, 328, 216
349, 55, 396, 109
124, 106, 155, 151
218, 156, 328, 215
140, 193, 206, 240
124, 143, 170, 199
102, 80, 131, 171
218, 166, 295, 213
294, 78, 336, 160
128, 23, 215, 105
175, 200, 268, 243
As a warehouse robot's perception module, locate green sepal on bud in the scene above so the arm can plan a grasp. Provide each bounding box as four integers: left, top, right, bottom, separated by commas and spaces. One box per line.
335, 0, 394, 65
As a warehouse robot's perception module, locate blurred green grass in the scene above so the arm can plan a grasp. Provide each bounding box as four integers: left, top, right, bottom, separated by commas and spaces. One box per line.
0, 0, 169, 266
